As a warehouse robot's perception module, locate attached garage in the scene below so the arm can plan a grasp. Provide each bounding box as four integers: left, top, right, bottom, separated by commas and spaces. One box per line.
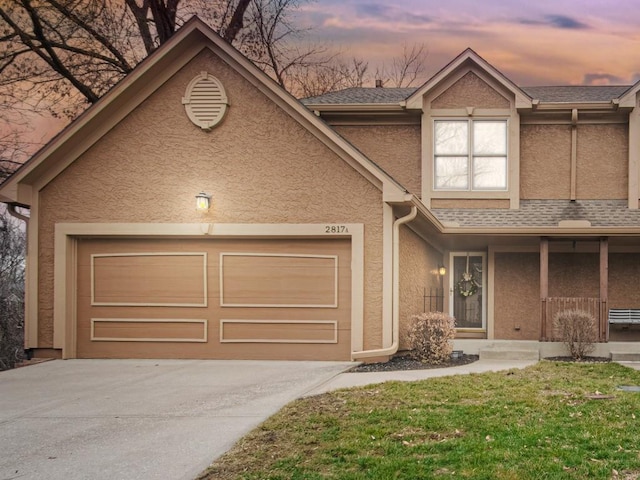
75, 236, 353, 360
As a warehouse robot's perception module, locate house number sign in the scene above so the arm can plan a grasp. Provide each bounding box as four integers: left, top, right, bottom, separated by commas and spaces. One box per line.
324, 225, 349, 234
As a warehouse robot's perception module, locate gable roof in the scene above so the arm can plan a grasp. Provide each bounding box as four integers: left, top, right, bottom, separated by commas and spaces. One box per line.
0, 17, 409, 205
405, 48, 532, 110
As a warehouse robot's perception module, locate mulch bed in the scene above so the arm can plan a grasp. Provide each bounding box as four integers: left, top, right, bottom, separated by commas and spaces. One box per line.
544, 356, 611, 363
350, 354, 479, 373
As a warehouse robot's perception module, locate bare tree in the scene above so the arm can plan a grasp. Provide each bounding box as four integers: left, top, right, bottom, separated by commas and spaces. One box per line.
290, 56, 369, 98
376, 42, 428, 88
0, 204, 26, 370
0, 0, 298, 120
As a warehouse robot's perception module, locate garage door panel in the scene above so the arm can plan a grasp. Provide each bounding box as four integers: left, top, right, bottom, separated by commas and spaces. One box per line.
92, 253, 207, 306
220, 254, 337, 307
220, 319, 338, 343
91, 319, 207, 342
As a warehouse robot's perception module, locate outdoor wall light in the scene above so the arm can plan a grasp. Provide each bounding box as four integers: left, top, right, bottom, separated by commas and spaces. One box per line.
438, 265, 446, 276
195, 191, 212, 212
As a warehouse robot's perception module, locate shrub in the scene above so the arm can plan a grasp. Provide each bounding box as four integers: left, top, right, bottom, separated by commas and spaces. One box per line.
407, 312, 456, 364
553, 309, 597, 360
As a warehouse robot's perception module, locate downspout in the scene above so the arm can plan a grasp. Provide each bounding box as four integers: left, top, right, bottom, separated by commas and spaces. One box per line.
7, 203, 30, 223
352, 206, 418, 360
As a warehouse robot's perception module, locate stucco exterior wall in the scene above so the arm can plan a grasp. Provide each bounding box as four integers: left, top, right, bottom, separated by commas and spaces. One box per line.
334, 125, 421, 195
576, 124, 628, 199
398, 226, 442, 349
548, 253, 599, 298
431, 71, 510, 109
431, 199, 510, 209
493, 252, 539, 340
37, 50, 386, 350
609, 253, 640, 309
520, 124, 571, 199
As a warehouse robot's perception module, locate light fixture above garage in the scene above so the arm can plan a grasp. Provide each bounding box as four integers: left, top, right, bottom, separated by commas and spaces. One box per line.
195, 191, 212, 212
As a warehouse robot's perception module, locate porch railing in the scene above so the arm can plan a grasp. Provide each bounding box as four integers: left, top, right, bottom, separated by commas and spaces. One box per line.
541, 297, 603, 341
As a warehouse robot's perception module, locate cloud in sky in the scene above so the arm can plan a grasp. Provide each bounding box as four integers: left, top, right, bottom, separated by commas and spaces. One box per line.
518, 14, 590, 30
298, 0, 640, 86
582, 73, 627, 85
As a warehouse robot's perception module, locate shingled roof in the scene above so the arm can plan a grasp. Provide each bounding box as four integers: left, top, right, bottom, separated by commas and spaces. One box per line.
432, 200, 640, 228
301, 87, 416, 105
301, 85, 632, 105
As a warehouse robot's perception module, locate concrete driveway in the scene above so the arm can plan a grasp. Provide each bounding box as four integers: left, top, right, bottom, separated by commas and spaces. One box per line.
0, 359, 352, 480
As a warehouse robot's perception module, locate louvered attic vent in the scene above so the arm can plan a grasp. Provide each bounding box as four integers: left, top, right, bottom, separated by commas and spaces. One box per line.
182, 72, 228, 130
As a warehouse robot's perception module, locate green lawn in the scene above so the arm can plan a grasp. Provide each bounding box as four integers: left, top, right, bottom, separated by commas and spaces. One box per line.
199, 362, 640, 479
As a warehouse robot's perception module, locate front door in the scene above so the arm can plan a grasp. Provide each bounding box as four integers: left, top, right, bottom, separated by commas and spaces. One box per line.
449, 252, 486, 331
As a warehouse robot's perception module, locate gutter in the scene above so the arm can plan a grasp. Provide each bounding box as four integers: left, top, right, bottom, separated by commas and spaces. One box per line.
352, 206, 418, 360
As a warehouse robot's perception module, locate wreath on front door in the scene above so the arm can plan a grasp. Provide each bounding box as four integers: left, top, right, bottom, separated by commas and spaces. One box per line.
457, 272, 478, 297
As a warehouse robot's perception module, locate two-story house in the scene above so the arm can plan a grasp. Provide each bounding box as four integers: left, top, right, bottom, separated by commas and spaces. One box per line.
2, 18, 639, 362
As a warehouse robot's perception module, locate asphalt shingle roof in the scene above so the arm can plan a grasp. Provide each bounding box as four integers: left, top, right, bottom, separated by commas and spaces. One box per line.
431, 200, 640, 228
301, 87, 417, 104
522, 85, 631, 103
301, 85, 632, 105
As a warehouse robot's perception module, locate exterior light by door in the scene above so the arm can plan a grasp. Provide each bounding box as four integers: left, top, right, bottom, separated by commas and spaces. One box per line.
438, 265, 446, 276
195, 191, 212, 211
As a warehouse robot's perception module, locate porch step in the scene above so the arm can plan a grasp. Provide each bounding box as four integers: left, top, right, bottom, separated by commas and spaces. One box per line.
611, 351, 640, 362
479, 346, 540, 361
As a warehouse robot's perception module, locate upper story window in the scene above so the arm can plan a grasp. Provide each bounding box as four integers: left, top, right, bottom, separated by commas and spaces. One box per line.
434, 120, 507, 190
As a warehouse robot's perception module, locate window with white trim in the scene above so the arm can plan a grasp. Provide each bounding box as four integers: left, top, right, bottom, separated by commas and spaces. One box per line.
434, 120, 507, 191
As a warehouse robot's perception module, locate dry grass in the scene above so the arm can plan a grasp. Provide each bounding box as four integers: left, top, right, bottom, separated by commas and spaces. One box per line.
198, 361, 640, 480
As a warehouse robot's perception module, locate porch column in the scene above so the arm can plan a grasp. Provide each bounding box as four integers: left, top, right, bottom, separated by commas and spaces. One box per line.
600, 237, 609, 341
540, 237, 549, 341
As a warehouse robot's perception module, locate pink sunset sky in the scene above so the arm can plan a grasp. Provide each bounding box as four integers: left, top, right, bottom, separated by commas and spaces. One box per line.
12, 0, 640, 156
297, 0, 640, 87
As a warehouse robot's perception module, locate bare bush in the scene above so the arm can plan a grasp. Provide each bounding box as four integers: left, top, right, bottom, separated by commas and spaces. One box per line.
0, 206, 26, 370
553, 309, 597, 360
407, 312, 456, 364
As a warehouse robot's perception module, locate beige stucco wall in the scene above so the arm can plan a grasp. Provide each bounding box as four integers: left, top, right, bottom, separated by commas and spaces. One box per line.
548, 253, 599, 298
521, 123, 628, 200
520, 124, 571, 199
334, 125, 421, 195
576, 124, 628, 199
493, 252, 540, 340
609, 253, 640, 309
37, 49, 386, 350
431, 199, 510, 209
431, 71, 510, 109
398, 225, 442, 350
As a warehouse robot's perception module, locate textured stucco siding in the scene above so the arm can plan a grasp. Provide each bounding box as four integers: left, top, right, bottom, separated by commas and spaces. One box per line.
398, 226, 442, 349
521, 123, 628, 201
548, 253, 599, 298
520, 124, 571, 199
493, 253, 539, 340
430, 199, 510, 209
37, 50, 385, 350
576, 124, 628, 199
609, 253, 640, 309
431, 72, 510, 109
334, 125, 421, 195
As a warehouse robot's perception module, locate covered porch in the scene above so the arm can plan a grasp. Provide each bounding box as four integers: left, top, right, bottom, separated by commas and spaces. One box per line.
539, 237, 609, 342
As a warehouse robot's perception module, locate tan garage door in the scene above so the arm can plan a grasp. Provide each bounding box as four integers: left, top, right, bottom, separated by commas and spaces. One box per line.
76, 237, 352, 360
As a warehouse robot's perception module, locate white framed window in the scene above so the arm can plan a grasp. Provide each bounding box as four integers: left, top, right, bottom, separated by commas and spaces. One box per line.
434, 120, 507, 191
